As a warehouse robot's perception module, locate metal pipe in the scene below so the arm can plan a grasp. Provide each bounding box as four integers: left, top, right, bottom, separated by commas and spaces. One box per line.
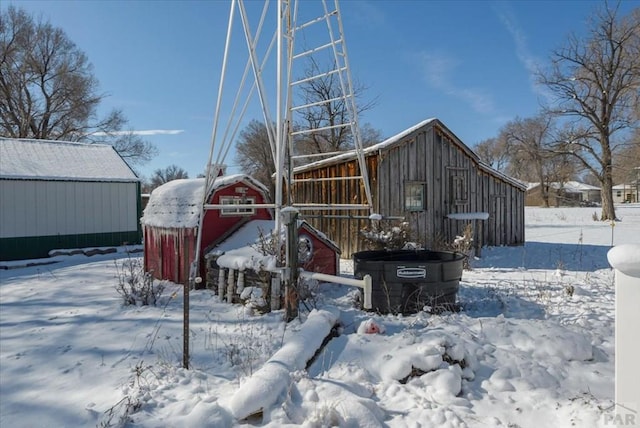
299, 270, 372, 309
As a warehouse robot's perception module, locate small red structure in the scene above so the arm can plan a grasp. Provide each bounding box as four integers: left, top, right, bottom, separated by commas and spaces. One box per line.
141, 175, 272, 285
204, 218, 341, 305
207, 218, 340, 276
141, 174, 340, 286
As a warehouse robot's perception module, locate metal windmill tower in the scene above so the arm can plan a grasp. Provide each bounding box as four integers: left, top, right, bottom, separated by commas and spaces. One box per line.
183, 0, 374, 366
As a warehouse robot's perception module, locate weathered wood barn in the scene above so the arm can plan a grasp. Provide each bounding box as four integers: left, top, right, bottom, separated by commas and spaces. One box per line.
0, 138, 141, 261
291, 118, 526, 257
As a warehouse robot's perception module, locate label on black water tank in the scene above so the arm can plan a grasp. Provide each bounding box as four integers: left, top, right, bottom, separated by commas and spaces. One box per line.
396, 266, 427, 279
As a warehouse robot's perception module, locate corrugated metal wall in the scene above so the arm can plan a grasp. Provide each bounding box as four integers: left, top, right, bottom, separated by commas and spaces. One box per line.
0, 180, 138, 238
0, 179, 140, 260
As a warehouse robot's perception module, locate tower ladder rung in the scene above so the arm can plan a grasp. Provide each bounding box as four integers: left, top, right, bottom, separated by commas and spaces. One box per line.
291, 67, 347, 87
291, 122, 353, 136
293, 10, 338, 32
292, 175, 365, 183
291, 95, 348, 112
292, 40, 343, 61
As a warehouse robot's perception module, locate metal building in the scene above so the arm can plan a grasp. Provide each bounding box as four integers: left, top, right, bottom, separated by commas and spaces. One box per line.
0, 138, 141, 261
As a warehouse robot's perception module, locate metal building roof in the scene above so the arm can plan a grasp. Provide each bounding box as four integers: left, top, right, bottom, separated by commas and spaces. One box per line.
0, 138, 139, 182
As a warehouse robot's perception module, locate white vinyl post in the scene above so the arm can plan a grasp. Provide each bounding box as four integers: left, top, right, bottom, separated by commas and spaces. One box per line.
607, 244, 640, 423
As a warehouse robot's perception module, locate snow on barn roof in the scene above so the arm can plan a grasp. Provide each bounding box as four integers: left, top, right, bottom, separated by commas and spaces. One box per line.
292, 118, 526, 191
207, 219, 279, 272
207, 218, 339, 272
0, 137, 138, 182
210, 219, 276, 255
294, 118, 438, 172
140, 175, 269, 228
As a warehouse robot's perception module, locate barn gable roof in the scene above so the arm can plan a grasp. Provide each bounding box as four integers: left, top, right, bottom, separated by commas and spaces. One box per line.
294, 118, 438, 172
293, 118, 526, 191
140, 175, 270, 228
0, 137, 138, 182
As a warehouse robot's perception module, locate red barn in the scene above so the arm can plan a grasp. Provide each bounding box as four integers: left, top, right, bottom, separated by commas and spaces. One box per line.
141, 174, 341, 286
141, 174, 272, 285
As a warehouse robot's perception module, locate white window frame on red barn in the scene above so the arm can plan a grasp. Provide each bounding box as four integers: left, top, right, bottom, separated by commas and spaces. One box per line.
219, 196, 256, 216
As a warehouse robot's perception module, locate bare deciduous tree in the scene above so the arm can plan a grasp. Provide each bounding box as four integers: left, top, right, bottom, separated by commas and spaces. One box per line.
149, 165, 189, 190
613, 101, 640, 186
235, 120, 276, 197
0, 6, 157, 166
538, 4, 640, 219
501, 115, 561, 207
235, 60, 381, 198
474, 136, 511, 173
293, 59, 380, 160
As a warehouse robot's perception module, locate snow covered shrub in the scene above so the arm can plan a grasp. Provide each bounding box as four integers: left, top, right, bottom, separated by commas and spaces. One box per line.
361, 220, 417, 250
207, 312, 279, 379
99, 361, 155, 427
98, 395, 141, 428
451, 223, 473, 270
115, 258, 165, 306
431, 223, 472, 270
252, 227, 284, 264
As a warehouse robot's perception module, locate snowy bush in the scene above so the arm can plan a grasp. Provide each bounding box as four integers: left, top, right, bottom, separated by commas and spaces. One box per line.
207, 312, 280, 379
431, 223, 473, 270
451, 223, 473, 270
115, 258, 165, 306
361, 220, 417, 250
252, 227, 284, 264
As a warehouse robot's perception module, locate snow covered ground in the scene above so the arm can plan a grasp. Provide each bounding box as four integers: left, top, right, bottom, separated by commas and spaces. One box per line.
1, 205, 639, 427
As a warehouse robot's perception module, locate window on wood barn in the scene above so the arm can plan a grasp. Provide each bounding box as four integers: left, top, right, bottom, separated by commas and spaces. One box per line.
450, 174, 468, 205
405, 181, 426, 211
220, 196, 256, 216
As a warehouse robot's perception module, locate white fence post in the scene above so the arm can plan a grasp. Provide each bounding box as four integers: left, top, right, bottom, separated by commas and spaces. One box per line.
227, 268, 235, 302
218, 268, 226, 300
607, 244, 640, 423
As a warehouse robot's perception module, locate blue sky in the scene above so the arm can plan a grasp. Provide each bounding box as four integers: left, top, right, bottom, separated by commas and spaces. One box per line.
5, 0, 639, 180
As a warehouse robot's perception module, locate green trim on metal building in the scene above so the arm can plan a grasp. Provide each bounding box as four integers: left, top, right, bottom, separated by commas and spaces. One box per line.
0, 230, 141, 261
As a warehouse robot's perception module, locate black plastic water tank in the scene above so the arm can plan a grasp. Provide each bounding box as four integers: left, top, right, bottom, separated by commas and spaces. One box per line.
352, 249, 465, 314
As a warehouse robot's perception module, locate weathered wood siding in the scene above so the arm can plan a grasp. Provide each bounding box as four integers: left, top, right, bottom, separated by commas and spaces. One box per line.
293, 156, 379, 257
293, 120, 525, 258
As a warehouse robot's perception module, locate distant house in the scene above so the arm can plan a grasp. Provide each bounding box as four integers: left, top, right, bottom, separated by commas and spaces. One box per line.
525, 181, 601, 207
140, 175, 340, 287
612, 182, 638, 204
0, 138, 141, 261
291, 118, 526, 257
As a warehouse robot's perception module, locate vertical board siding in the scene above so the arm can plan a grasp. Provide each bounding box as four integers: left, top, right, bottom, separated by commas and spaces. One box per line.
292, 120, 525, 258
